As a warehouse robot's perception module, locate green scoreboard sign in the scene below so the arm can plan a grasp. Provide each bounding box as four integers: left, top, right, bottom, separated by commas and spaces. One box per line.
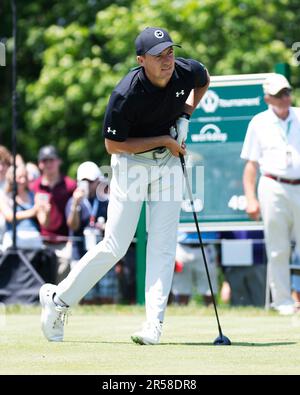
180, 73, 272, 229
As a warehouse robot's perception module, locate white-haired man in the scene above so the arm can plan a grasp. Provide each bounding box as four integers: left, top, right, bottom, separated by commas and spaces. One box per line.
241, 73, 300, 315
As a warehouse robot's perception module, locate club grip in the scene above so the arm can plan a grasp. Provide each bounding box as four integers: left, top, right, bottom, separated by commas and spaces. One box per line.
179, 153, 185, 172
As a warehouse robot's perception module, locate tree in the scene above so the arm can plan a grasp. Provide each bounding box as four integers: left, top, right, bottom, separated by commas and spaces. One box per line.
1, 0, 299, 176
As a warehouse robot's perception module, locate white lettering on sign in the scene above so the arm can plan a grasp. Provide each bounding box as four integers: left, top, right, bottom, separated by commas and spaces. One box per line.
191, 124, 228, 142
228, 195, 247, 211
200, 90, 261, 113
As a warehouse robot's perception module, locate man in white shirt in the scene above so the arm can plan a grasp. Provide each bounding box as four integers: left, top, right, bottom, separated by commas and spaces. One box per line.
241, 73, 300, 315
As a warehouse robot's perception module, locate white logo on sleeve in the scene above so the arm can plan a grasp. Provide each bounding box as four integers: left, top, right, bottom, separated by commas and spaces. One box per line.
107, 127, 116, 135
176, 90, 185, 98
154, 30, 164, 39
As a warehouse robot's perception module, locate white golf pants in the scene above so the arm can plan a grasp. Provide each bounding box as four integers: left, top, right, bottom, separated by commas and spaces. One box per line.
57, 152, 183, 322
258, 175, 300, 307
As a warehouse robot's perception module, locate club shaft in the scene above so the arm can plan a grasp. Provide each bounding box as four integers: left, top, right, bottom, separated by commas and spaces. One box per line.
179, 154, 223, 337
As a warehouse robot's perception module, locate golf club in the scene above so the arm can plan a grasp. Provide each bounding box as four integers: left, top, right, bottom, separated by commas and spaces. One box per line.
179, 153, 231, 346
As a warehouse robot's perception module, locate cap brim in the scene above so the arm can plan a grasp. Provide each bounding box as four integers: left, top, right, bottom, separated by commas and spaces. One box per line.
267, 85, 291, 95
147, 42, 181, 56
39, 155, 58, 161
78, 174, 99, 181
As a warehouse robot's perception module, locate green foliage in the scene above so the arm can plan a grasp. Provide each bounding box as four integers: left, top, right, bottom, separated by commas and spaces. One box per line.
24, 22, 116, 172
1, 0, 299, 173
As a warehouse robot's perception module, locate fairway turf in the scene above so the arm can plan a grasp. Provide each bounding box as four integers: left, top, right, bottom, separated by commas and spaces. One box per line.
1, 304, 300, 375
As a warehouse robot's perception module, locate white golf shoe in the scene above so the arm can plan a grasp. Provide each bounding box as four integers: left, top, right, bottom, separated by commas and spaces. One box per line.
131, 319, 162, 345
275, 303, 296, 316
40, 283, 69, 342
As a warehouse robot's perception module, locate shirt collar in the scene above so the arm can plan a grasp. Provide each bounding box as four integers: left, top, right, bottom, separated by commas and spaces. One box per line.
138, 66, 179, 93
40, 175, 64, 190
267, 106, 293, 124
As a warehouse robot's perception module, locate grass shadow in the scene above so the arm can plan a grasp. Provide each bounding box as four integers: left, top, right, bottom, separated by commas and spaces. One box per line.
64, 340, 132, 345
64, 340, 296, 347
161, 341, 296, 347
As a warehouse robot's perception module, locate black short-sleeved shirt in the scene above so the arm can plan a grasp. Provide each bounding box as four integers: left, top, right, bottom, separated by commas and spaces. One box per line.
103, 58, 208, 142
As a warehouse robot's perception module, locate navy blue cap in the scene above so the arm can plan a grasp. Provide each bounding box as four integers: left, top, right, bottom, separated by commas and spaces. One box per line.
38, 145, 59, 161
135, 27, 181, 56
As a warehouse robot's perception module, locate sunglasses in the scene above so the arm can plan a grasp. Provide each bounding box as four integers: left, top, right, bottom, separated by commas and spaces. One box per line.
40, 157, 56, 163
81, 178, 96, 183
271, 88, 292, 99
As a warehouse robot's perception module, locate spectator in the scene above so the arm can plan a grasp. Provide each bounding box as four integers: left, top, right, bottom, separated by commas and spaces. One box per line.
0, 145, 12, 244
0, 164, 50, 250
0, 145, 12, 190
241, 73, 300, 315
291, 245, 300, 308
66, 161, 118, 304
220, 230, 267, 307
220, 280, 231, 304
26, 161, 40, 183
30, 145, 76, 283
170, 231, 219, 306
16, 153, 25, 167
117, 242, 136, 304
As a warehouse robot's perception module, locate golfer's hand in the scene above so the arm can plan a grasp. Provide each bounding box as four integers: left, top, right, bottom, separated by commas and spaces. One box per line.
166, 136, 186, 157
246, 198, 261, 221
176, 114, 190, 146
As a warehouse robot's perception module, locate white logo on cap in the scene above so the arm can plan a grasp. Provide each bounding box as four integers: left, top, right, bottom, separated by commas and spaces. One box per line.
154, 30, 164, 39
107, 127, 116, 135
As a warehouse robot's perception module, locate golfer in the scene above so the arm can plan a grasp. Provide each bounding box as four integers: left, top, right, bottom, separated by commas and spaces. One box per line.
40, 27, 210, 344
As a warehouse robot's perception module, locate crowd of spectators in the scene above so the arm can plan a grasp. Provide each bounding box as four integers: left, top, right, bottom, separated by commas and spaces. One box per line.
0, 144, 135, 304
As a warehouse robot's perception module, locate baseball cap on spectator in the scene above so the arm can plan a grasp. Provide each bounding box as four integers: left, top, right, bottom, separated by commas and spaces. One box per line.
135, 27, 181, 56
38, 145, 59, 161
263, 73, 291, 96
77, 161, 102, 182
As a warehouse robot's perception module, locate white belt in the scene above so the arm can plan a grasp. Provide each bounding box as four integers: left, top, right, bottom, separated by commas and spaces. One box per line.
134, 148, 169, 160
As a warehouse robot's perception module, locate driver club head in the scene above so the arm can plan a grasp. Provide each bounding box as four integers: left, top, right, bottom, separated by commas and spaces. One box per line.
213, 335, 231, 346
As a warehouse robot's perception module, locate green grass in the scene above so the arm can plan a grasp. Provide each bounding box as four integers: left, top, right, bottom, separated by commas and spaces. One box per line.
1, 304, 300, 375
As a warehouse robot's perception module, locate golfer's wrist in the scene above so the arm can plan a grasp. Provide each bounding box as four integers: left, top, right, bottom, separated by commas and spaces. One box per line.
180, 112, 190, 120
164, 135, 177, 148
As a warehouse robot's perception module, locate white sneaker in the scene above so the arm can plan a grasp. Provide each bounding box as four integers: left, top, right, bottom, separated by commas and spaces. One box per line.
275, 303, 296, 316
131, 320, 162, 345
40, 283, 69, 342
